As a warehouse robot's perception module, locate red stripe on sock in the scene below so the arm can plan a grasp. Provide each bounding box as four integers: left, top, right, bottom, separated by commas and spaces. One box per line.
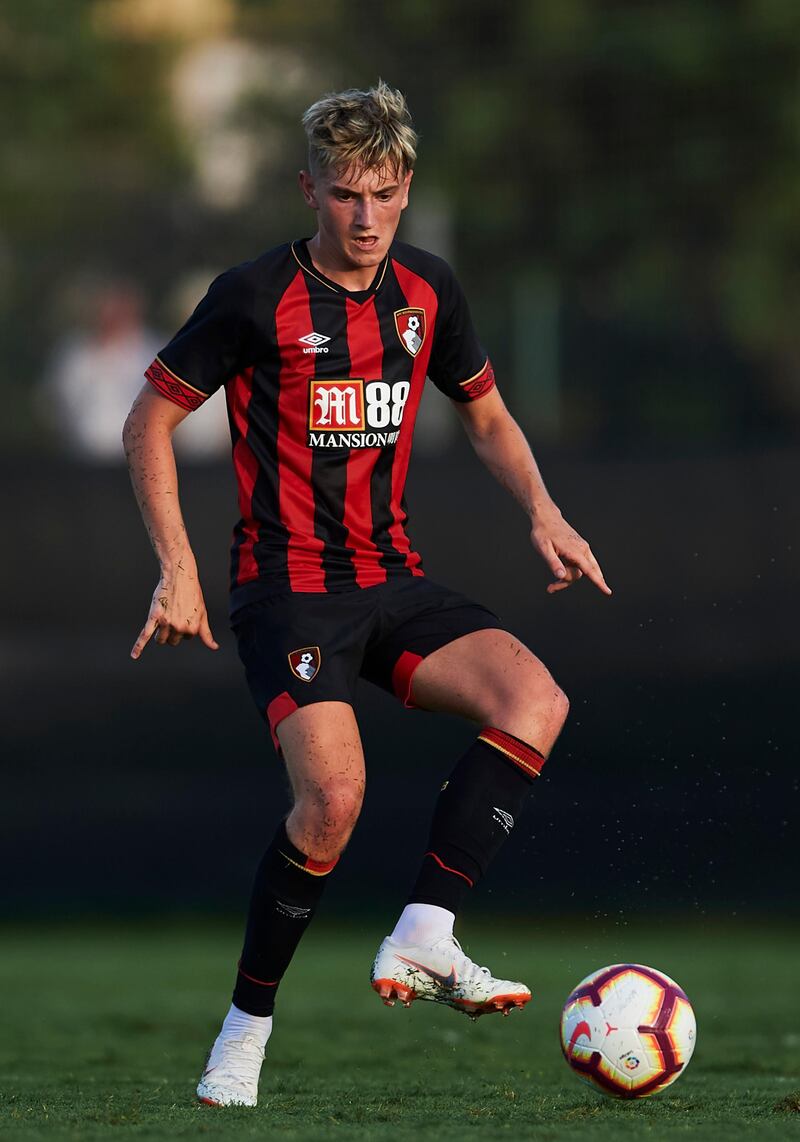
304, 854, 339, 875
478, 726, 546, 778
426, 851, 474, 887
237, 963, 278, 988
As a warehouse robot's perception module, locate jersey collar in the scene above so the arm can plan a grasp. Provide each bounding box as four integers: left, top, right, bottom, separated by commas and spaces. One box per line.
292, 239, 389, 302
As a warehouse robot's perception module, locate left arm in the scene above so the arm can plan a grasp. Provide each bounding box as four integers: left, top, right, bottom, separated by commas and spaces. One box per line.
454, 388, 611, 596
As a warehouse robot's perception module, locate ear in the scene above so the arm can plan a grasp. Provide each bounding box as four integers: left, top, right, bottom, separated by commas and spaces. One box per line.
399, 168, 414, 211
299, 170, 319, 209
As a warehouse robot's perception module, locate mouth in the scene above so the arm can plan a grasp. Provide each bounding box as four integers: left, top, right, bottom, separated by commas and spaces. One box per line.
352, 235, 379, 252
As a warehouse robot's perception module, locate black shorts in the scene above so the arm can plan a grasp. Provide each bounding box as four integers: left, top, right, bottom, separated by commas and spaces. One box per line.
233, 577, 501, 749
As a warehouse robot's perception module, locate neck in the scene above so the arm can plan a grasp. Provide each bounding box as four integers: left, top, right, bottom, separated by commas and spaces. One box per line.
306, 234, 381, 292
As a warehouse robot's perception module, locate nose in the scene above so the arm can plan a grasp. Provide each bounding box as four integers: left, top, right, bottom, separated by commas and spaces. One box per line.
354, 197, 375, 229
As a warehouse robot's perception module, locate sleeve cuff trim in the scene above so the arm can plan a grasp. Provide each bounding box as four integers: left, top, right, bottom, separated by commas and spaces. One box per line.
144, 357, 209, 412
458, 358, 496, 401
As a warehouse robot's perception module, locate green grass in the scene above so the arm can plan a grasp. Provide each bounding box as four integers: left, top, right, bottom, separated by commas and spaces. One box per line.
1, 917, 799, 1141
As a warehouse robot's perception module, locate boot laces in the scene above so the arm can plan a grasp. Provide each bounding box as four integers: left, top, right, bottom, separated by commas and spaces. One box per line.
212, 1034, 264, 1090
446, 936, 494, 984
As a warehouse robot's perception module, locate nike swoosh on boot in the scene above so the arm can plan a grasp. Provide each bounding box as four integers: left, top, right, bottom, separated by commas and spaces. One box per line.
395, 954, 458, 988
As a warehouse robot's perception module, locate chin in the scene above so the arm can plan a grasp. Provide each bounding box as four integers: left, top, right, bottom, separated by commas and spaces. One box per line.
348, 243, 387, 265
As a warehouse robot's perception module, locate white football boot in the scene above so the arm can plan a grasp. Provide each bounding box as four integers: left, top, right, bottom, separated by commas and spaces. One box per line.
371, 934, 531, 1019
196, 1032, 265, 1107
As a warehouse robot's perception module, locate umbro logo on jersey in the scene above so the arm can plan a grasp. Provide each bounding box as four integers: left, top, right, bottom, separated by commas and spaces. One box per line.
492, 807, 515, 834
299, 331, 331, 354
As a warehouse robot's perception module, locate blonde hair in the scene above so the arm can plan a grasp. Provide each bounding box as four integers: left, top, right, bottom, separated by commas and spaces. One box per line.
302, 80, 417, 179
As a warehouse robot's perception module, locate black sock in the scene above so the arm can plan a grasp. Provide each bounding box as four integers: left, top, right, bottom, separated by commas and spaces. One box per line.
233, 822, 338, 1016
408, 727, 546, 915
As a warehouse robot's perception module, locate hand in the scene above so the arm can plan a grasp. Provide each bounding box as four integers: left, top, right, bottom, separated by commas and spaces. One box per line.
130, 561, 219, 659
530, 504, 612, 596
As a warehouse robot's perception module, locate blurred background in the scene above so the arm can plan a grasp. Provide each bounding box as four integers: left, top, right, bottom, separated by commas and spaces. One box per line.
1, 0, 797, 923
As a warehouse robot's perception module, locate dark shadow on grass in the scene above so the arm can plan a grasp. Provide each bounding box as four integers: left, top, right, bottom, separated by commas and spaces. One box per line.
773, 1093, 800, 1114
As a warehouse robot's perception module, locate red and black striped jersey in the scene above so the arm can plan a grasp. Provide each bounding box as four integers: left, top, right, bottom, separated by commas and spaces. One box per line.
145, 239, 495, 609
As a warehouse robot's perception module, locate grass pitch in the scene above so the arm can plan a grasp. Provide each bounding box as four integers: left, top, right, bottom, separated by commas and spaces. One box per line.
1, 917, 798, 1141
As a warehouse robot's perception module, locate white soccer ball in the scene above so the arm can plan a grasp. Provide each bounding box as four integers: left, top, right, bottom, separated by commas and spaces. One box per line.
560, 963, 696, 1098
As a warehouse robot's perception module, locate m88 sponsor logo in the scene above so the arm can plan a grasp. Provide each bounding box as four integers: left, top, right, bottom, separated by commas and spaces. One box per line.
308, 379, 411, 448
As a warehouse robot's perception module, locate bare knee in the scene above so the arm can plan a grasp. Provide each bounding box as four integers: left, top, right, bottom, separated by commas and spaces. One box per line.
487, 673, 569, 752
289, 778, 364, 860
551, 684, 570, 730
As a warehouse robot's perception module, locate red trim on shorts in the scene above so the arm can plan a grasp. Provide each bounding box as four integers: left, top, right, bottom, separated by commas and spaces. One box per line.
426, 851, 474, 887
478, 726, 546, 779
391, 650, 424, 708
266, 691, 299, 752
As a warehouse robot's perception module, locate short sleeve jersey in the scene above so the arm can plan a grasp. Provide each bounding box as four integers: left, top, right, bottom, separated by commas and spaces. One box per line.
145, 239, 496, 610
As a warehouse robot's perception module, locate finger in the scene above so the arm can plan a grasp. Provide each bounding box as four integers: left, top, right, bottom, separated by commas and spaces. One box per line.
576, 552, 612, 596
546, 580, 572, 594
167, 630, 183, 647
545, 564, 581, 591
199, 616, 220, 651
130, 615, 159, 659
541, 541, 566, 581
155, 622, 172, 646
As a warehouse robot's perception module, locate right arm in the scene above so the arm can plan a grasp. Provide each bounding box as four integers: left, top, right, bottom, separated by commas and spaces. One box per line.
123, 384, 219, 660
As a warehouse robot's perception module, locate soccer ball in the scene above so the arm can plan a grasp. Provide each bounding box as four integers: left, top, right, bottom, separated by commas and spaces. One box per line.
560, 963, 696, 1098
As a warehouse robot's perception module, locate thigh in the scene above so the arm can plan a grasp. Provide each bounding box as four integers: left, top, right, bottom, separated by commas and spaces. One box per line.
361, 578, 502, 707
277, 701, 366, 858
277, 701, 366, 806
409, 627, 567, 753
234, 591, 374, 751
409, 627, 555, 720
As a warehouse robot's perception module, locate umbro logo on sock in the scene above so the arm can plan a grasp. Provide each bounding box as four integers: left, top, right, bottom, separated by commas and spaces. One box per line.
492, 807, 514, 833
276, 901, 311, 919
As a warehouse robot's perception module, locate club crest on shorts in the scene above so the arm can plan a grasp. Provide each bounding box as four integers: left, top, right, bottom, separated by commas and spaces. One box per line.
394, 307, 426, 357
288, 646, 321, 682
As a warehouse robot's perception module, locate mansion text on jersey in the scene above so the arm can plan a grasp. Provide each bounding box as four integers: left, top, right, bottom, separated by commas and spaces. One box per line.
308, 429, 400, 448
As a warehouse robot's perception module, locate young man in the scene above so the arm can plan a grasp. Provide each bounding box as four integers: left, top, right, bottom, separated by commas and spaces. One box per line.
124, 81, 610, 1108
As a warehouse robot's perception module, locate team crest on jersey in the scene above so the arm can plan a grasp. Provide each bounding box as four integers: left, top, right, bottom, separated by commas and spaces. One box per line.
394, 308, 426, 357
288, 646, 321, 682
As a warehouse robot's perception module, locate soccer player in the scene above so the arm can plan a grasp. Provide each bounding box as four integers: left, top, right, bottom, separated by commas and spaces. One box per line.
124, 81, 611, 1108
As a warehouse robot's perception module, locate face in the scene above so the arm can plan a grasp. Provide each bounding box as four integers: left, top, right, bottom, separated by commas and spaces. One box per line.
299, 162, 413, 273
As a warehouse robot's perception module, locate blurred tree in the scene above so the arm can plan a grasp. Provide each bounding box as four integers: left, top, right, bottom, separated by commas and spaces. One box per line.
0, 0, 185, 443
283, 0, 800, 444
2, 0, 799, 451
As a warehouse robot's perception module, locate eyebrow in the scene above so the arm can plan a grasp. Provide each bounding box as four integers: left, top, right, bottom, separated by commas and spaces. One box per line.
328, 183, 400, 195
